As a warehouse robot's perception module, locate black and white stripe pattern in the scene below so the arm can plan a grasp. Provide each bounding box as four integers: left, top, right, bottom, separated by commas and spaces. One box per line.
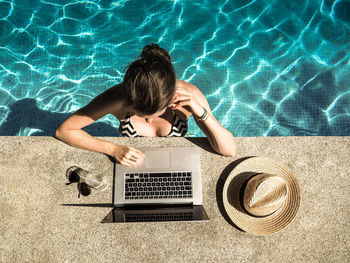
119, 113, 188, 137
167, 114, 188, 137
119, 116, 139, 137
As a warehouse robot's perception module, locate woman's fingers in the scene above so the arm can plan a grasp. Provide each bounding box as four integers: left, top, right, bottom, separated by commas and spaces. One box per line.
170, 88, 203, 115
175, 88, 191, 95
120, 158, 133, 167
172, 99, 191, 109
124, 147, 145, 165
128, 147, 145, 159
120, 155, 138, 166
170, 94, 192, 106
115, 146, 145, 167
171, 88, 191, 102
134, 147, 145, 157
169, 88, 197, 111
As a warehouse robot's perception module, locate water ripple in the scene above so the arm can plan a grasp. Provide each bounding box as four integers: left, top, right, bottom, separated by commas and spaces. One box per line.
0, 0, 349, 136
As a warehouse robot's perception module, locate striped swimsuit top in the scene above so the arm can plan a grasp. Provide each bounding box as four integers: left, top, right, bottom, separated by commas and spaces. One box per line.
119, 109, 188, 137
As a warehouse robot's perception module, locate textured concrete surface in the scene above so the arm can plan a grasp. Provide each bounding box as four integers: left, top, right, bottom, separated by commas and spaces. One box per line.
0, 136, 349, 263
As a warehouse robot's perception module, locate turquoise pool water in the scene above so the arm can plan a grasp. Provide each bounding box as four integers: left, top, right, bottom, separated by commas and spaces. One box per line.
0, 0, 349, 136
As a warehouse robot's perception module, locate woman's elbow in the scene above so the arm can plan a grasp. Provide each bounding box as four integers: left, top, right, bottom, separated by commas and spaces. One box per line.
220, 147, 237, 157
55, 126, 64, 140
216, 140, 237, 157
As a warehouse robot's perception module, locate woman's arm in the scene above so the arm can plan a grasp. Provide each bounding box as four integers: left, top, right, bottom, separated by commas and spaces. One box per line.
55, 88, 144, 166
171, 81, 237, 157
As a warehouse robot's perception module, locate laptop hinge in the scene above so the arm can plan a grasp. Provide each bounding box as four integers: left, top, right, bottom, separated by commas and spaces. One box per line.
121, 203, 194, 209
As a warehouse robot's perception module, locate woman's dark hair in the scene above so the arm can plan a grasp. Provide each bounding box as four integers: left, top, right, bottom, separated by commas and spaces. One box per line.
122, 43, 176, 115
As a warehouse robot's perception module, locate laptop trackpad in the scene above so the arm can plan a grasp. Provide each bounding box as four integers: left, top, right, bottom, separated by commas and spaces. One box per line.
145, 150, 170, 168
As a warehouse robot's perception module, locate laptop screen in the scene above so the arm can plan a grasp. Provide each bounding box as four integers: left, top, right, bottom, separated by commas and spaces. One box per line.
101, 205, 209, 223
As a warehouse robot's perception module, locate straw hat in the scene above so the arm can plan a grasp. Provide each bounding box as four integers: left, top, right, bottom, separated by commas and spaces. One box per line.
223, 156, 300, 236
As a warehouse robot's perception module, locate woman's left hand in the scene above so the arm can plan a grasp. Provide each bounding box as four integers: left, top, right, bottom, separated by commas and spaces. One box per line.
169, 82, 236, 157
169, 88, 205, 117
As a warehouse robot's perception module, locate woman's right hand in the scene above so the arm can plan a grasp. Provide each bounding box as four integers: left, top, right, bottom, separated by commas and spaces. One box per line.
110, 144, 145, 166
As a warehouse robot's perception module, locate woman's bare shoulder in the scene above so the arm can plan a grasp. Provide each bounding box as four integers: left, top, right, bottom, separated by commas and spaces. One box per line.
77, 84, 127, 120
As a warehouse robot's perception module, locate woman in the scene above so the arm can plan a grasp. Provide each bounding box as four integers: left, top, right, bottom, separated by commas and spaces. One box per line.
55, 44, 236, 166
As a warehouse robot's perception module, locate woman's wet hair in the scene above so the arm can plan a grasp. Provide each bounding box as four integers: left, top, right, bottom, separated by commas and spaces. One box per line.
122, 43, 176, 115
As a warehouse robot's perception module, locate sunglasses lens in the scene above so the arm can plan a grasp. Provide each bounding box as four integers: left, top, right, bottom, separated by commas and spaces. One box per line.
68, 171, 80, 183
79, 182, 91, 196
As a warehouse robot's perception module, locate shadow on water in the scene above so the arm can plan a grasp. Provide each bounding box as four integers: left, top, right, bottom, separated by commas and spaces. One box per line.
0, 98, 120, 136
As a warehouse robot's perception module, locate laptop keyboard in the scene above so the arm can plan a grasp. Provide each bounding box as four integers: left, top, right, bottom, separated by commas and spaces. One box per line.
124, 172, 193, 200
125, 212, 193, 222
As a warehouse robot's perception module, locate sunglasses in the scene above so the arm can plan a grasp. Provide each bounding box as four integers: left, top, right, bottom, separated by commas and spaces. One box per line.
66, 166, 91, 197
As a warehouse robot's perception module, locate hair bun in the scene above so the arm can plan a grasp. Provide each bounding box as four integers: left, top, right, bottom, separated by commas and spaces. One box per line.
140, 43, 172, 64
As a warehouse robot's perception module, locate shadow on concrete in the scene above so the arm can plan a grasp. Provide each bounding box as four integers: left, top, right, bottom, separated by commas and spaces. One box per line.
0, 98, 120, 136
215, 156, 255, 232
184, 137, 218, 155
61, 203, 113, 207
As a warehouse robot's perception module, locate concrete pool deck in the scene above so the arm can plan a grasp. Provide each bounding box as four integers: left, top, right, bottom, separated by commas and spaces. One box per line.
0, 136, 349, 262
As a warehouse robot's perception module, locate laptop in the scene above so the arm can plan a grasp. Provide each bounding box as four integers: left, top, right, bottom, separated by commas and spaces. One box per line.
102, 146, 209, 223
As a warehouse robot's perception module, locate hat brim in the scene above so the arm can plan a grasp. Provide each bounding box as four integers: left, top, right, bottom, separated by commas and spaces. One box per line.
223, 156, 301, 236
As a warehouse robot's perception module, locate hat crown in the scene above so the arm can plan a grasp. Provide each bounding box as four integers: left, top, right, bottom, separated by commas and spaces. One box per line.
243, 173, 288, 217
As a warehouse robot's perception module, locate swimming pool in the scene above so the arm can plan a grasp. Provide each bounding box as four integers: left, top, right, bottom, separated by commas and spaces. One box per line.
0, 0, 349, 136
